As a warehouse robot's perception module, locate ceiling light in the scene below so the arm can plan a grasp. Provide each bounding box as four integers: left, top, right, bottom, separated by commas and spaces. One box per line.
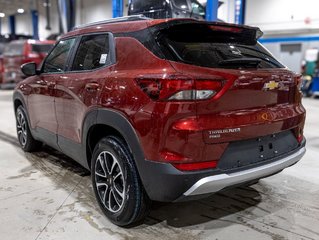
17, 8, 25, 14
0, 13, 5, 18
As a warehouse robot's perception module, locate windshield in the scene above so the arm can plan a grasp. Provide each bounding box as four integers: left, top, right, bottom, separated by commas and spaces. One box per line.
157, 23, 284, 69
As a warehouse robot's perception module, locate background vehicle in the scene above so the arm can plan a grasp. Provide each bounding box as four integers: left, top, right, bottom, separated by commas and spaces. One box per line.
1, 39, 55, 89
300, 49, 319, 97
0, 36, 10, 85
13, 17, 306, 227
128, 0, 207, 19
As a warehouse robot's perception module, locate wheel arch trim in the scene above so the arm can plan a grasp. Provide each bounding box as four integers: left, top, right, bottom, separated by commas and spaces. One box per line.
82, 108, 146, 173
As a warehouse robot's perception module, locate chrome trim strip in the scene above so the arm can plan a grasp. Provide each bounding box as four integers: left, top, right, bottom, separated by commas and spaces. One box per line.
183, 147, 306, 196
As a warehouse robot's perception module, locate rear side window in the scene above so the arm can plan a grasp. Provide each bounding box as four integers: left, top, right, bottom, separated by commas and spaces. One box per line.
3, 42, 24, 56
71, 34, 110, 71
157, 24, 284, 69
43, 38, 75, 73
32, 44, 54, 53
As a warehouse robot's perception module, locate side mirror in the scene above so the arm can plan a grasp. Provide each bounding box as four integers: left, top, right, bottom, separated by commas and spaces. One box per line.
21, 62, 37, 77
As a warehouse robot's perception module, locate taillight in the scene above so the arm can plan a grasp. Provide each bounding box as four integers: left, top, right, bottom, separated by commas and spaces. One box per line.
172, 161, 218, 171
293, 127, 304, 144
293, 75, 303, 103
297, 134, 303, 144
160, 151, 218, 171
160, 150, 190, 162
135, 74, 224, 101
294, 75, 302, 91
0, 59, 3, 73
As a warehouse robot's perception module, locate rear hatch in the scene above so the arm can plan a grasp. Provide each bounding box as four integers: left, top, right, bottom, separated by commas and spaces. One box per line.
154, 21, 303, 143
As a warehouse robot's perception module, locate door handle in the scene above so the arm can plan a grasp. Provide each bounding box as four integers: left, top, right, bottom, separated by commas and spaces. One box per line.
85, 82, 100, 92
48, 82, 55, 89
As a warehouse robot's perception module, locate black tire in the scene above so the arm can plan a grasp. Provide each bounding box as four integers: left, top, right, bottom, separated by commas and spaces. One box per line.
16, 106, 42, 152
91, 136, 151, 227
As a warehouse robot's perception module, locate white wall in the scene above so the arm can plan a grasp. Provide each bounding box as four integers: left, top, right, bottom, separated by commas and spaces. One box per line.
76, 0, 112, 25
0, 0, 113, 39
218, 0, 235, 23
0, 0, 59, 39
37, 0, 60, 39
246, 0, 319, 33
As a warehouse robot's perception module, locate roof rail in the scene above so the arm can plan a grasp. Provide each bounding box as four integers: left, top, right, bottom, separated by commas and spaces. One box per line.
73, 15, 151, 30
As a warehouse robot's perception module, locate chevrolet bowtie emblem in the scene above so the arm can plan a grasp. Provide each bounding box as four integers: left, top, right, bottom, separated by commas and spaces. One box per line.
263, 81, 279, 91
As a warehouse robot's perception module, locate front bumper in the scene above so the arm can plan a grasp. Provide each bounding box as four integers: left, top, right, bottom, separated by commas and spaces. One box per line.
183, 146, 305, 196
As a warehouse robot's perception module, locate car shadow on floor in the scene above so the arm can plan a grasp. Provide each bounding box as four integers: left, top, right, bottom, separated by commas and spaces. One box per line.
0, 130, 263, 229
141, 185, 262, 228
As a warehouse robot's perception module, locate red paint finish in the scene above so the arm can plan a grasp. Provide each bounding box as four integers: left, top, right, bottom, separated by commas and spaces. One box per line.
15, 19, 306, 172
0, 57, 3, 84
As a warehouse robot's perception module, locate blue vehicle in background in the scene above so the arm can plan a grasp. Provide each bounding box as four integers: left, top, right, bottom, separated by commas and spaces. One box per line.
301, 49, 319, 97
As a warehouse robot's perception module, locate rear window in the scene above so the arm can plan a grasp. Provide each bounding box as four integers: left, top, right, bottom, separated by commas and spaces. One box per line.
3, 42, 24, 56
32, 44, 54, 53
157, 23, 284, 69
130, 0, 166, 13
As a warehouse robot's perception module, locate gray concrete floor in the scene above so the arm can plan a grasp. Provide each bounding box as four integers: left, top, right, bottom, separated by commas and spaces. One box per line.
0, 90, 318, 240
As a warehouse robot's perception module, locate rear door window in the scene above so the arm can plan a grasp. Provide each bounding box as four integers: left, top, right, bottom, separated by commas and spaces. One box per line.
157, 23, 284, 69
71, 34, 110, 71
42, 38, 75, 73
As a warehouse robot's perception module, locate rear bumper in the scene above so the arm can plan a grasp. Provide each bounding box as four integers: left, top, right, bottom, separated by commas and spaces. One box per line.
183, 146, 305, 196
140, 140, 306, 202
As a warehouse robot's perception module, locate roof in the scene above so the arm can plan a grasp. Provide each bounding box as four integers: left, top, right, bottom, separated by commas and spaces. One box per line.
62, 16, 170, 38
61, 15, 262, 39
8, 39, 55, 45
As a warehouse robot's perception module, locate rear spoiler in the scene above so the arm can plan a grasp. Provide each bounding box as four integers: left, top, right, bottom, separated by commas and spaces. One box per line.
148, 19, 263, 43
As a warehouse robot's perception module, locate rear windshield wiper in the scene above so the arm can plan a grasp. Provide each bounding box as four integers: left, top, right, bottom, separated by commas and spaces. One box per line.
219, 58, 261, 67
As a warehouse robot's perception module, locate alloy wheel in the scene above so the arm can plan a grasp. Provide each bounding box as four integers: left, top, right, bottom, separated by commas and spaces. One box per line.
16, 109, 27, 147
95, 151, 125, 213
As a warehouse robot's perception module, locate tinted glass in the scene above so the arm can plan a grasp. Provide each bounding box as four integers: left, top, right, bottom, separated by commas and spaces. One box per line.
72, 34, 109, 71
130, 0, 166, 13
173, 0, 189, 10
32, 44, 54, 53
158, 24, 284, 69
189, 0, 205, 15
43, 38, 75, 73
3, 42, 24, 56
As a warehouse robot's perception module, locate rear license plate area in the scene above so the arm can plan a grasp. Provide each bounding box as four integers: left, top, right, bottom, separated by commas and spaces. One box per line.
218, 130, 299, 171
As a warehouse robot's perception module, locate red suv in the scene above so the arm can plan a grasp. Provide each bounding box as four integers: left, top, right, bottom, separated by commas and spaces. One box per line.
1, 39, 55, 88
13, 16, 306, 226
